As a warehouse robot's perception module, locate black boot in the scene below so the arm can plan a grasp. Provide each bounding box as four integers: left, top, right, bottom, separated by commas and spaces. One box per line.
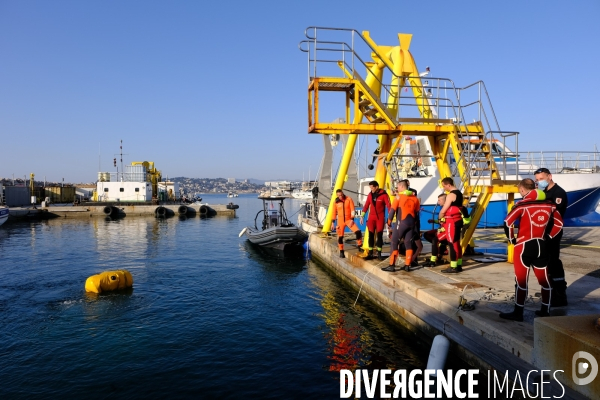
550, 293, 567, 307
339, 250, 345, 258
381, 265, 395, 272
499, 305, 524, 322
441, 266, 462, 273
364, 250, 374, 260
535, 304, 550, 317
376, 249, 385, 261
550, 284, 568, 307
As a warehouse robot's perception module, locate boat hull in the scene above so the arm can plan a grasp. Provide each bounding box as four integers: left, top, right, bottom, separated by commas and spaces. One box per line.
0, 207, 8, 226
244, 225, 308, 251
291, 190, 313, 199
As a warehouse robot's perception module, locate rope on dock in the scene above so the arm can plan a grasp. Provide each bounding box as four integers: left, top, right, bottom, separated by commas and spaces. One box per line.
353, 259, 389, 307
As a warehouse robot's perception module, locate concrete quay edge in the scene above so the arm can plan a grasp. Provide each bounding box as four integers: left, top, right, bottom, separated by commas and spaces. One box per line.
308, 233, 592, 399
6, 204, 235, 220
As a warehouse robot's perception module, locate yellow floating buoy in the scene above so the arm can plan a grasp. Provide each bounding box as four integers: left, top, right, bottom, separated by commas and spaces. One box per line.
85, 270, 133, 294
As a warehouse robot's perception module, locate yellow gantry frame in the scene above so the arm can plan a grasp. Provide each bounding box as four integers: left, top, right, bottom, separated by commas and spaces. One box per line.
131, 161, 162, 199
309, 30, 519, 259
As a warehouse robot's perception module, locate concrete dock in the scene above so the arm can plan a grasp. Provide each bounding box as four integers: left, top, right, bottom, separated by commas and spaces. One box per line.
308, 226, 600, 399
5, 203, 237, 221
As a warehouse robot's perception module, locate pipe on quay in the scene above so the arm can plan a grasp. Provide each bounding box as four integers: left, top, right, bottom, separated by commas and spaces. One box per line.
199, 205, 208, 217
178, 205, 189, 216
103, 206, 118, 217
155, 206, 167, 218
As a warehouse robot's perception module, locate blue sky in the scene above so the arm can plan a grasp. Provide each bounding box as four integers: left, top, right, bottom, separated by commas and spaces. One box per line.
1, 1, 599, 183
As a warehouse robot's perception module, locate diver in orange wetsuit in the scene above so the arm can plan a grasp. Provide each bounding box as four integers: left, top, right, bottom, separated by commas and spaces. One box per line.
383, 180, 420, 272
332, 189, 363, 258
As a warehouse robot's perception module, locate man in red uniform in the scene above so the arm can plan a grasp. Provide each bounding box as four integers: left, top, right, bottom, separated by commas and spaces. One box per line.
359, 180, 391, 260
500, 179, 563, 322
332, 189, 363, 258
383, 180, 420, 272
438, 177, 464, 273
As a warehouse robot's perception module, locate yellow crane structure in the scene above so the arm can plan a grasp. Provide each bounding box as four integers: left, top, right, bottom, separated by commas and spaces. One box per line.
299, 27, 520, 259
131, 161, 162, 199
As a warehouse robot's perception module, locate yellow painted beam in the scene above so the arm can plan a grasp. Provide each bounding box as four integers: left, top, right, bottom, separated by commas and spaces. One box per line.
461, 191, 492, 250
507, 193, 515, 263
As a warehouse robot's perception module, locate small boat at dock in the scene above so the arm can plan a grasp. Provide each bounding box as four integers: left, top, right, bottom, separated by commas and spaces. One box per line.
240, 196, 307, 251
0, 205, 8, 226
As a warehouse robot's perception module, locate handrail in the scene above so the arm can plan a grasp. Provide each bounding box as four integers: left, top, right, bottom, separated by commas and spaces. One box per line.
497, 131, 519, 179
303, 27, 397, 73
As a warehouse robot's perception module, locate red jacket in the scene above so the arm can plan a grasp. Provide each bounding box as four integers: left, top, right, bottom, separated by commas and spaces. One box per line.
504, 190, 563, 244
362, 189, 390, 222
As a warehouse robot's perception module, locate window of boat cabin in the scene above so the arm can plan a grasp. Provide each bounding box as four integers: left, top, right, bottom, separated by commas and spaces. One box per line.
104, 188, 109, 192
120, 188, 124, 192
491, 143, 502, 155
135, 188, 140, 192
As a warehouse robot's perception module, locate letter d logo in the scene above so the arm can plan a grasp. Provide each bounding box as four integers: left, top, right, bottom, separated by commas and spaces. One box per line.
572, 351, 598, 386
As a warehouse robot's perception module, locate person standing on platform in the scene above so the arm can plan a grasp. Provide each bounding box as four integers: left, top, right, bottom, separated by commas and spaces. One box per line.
500, 179, 563, 321
423, 193, 449, 267
359, 180, 391, 260
534, 167, 569, 307
438, 177, 464, 273
404, 179, 423, 266
332, 189, 363, 258
404, 179, 417, 196
383, 180, 420, 272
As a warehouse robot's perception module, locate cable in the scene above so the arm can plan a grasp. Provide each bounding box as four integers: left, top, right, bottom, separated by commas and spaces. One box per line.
567, 186, 600, 209
353, 258, 391, 307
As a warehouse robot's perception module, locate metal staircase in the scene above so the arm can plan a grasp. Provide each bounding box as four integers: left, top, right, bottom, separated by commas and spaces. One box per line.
300, 27, 521, 252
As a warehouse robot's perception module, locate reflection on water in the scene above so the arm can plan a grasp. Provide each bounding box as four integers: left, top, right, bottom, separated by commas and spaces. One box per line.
320, 290, 371, 372
307, 260, 431, 375
241, 240, 306, 275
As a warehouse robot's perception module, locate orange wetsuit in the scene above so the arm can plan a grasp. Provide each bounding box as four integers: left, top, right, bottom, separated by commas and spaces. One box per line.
387, 191, 420, 267
333, 194, 362, 250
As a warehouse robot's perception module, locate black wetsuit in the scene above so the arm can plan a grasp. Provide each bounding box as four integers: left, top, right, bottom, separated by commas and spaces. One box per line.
544, 183, 568, 296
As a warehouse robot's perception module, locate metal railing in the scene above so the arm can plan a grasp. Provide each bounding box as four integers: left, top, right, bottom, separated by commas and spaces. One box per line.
520, 152, 600, 175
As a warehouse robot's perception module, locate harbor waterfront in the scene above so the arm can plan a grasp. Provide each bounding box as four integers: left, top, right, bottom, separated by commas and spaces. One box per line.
306, 225, 600, 399
0, 194, 478, 399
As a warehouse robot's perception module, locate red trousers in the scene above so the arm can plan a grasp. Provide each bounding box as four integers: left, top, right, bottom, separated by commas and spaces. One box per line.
442, 217, 462, 262
513, 239, 552, 307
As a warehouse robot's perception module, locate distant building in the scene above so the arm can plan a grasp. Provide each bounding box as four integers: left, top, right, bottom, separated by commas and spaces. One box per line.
265, 181, 292, 191
228, 178, 236, 184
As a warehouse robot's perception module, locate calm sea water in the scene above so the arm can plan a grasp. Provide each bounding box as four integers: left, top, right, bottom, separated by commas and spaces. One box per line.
0, 194, 472, 399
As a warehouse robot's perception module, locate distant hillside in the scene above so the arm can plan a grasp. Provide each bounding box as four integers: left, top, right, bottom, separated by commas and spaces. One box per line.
170, 177, 266, 194
244, 178, 265, 185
